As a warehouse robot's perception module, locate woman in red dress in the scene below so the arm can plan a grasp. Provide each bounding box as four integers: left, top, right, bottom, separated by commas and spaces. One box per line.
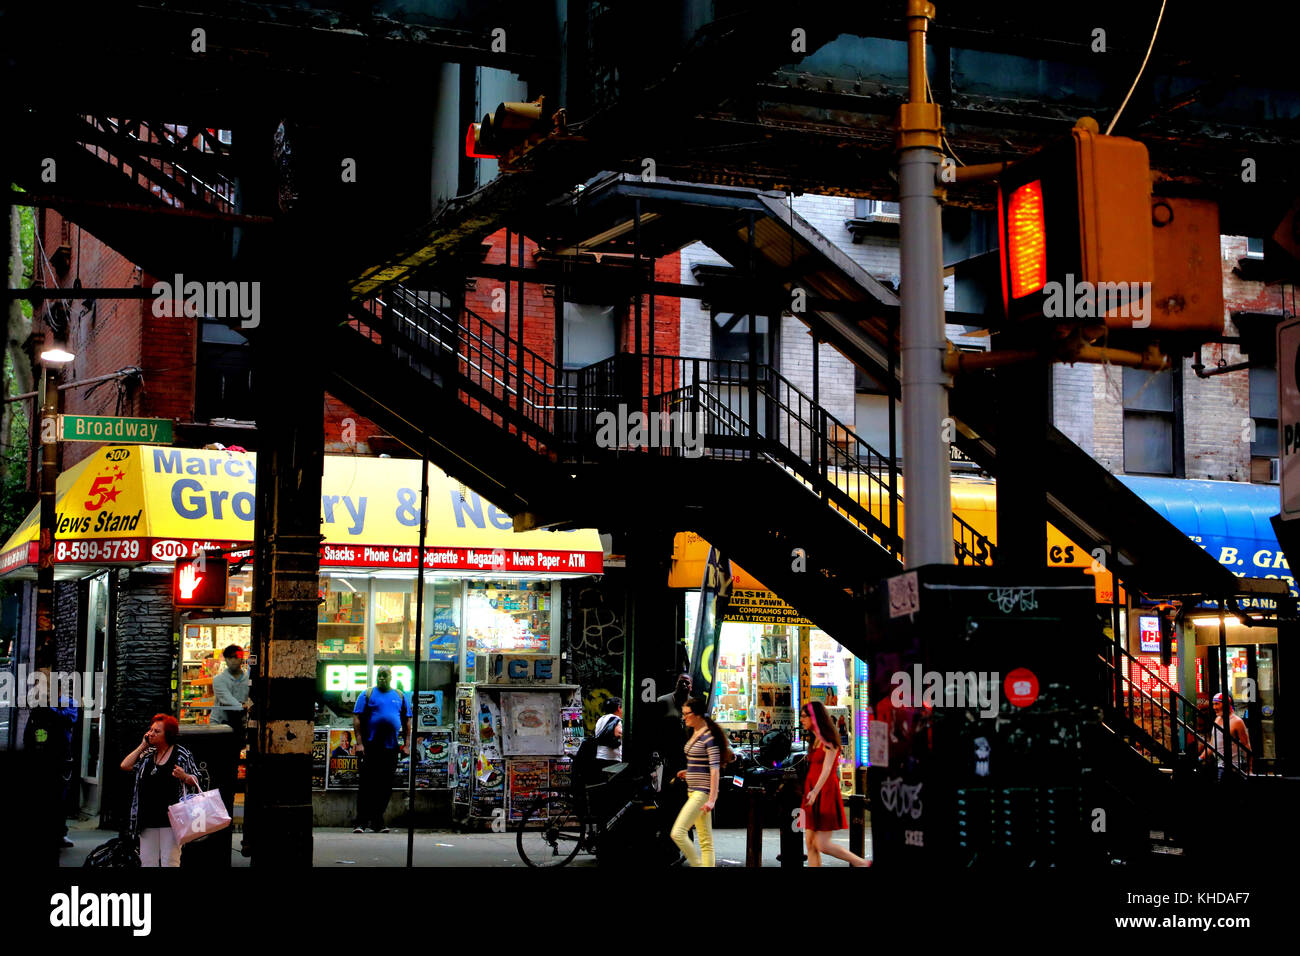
800, 700, 870, 867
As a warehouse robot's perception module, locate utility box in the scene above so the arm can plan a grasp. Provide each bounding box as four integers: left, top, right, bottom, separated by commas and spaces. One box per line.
1148, 196, 1226, 342
864, 566, 1103, 868
178, 723, 237, 868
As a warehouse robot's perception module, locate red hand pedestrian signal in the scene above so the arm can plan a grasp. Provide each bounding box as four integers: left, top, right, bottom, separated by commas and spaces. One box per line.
178, 563, 202, 599
173, 552, 228, 608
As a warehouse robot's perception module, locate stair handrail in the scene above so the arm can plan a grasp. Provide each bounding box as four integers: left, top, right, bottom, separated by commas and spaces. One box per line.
1099, 638, 1251, 778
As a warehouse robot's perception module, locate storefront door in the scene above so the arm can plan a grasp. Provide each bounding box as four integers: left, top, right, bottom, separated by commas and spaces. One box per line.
1206, 645, 1277, 770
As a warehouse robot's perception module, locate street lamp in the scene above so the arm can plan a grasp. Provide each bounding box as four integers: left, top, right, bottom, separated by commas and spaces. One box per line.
34, 342, 74, 672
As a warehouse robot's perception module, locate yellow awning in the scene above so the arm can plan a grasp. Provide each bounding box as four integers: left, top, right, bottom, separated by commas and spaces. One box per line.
0, 445, 603, 577
670, 475, 1121, 602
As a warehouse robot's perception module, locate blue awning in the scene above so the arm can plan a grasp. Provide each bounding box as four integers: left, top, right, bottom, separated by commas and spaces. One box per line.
1118, 476, 1295, 605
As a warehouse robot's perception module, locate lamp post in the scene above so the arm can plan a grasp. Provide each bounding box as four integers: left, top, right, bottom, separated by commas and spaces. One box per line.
34, 344, 74, 672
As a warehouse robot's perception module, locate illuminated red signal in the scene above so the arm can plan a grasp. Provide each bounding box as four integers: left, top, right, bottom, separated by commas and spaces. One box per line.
997, 129, 1154, 324
465, 122, 495, 159
172, 552, 228, 609
1006, 180, 1047, 299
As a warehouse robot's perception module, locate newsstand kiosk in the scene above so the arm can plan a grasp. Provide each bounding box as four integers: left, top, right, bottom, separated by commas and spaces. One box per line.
864, 566, 1104, 868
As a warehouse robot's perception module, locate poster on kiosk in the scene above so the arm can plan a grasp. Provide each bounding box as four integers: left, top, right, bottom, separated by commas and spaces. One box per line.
451, 654, 582, 828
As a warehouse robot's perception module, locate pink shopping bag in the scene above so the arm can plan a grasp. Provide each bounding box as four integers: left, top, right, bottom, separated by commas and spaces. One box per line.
168, 786, 232, 847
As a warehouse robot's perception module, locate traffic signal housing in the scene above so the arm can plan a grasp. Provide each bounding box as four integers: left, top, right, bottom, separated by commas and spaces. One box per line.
172, 551, 228, 609
997, 129, 1154, 327
465, 97, 550, 161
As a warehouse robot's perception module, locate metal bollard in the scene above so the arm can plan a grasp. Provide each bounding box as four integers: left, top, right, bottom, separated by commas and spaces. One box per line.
778, 771, 804, 867
848, 793, 868, 859
745, 786, 764, 867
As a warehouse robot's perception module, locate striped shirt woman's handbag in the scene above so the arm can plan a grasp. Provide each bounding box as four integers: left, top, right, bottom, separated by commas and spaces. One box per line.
167, 784, 231, 847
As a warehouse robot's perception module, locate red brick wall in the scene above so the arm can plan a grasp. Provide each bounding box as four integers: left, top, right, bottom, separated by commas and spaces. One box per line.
324, 395, 387, 454
464, 228, 681, 366
37, 220, 686, 474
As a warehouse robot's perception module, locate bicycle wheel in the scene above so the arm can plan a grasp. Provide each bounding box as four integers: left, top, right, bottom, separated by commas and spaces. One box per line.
516, 793, 586, 867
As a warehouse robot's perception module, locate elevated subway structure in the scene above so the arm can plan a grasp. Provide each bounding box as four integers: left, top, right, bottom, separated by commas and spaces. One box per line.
7, 0, 1300, 865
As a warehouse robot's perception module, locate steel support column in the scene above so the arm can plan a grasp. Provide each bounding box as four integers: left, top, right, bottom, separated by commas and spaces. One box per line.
622, 527, 678, 761
246, 282, 327, 868
34, 360, 59, 671
897, 0, 953, 567
995, 358, 1049, 569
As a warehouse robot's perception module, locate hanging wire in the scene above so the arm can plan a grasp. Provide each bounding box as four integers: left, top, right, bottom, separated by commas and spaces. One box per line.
925, 73, 965, 166
1105, 0, 1169, 135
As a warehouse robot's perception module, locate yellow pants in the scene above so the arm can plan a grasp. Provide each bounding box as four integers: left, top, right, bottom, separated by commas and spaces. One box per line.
670, 790, 715, 867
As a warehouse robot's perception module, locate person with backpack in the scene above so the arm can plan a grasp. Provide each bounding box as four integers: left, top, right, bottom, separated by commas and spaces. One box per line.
593, 697, 623, 771
351, 666, 412, 833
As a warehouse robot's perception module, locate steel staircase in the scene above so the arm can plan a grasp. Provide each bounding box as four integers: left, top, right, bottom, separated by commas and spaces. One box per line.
332, 281, 996, 648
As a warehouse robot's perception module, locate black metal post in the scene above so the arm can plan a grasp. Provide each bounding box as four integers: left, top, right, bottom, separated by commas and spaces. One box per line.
634, 200, 643, 413
747, 211, 758, 456
779, 774, 804, 867
35, 360, 58, 671
648, 256, 656, 394
1112, 555, 1124, 717
554, 264, 566, 440
1219, 606, 1233, 773
504, 229, 511, 404
745, 786, 764, 867
848, 793, 868, 858
812, 332, 820, 473
888, 309, 899, 538
407, 444, 429, 866
517, 231, 525, 414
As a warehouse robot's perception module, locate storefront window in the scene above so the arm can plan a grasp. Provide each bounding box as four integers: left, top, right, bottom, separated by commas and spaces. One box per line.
316, 574, 463, 732
374, 581, 415, 658
81, 574, 110, 780
809, 628, 858, 792
180, 623, 251, 723
465, 579, 552, 655
318, 574, 367, 658
226, 570, 252, 612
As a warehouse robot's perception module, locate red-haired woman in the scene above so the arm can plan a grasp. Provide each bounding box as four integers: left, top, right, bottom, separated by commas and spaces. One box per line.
799, 701, 869, 867
121, 713, 204, 867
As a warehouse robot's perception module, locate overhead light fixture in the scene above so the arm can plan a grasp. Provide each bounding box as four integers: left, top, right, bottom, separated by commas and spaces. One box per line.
1189, 615, 1244, 627
40, 347, 75, 364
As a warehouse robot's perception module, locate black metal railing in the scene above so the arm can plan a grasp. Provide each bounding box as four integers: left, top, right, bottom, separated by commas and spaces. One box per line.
571, 353, 996, 566
77, 116, 238, 213
353, 285, 565, 452
1098, 639, 1254, 779
340, 293, 998, 569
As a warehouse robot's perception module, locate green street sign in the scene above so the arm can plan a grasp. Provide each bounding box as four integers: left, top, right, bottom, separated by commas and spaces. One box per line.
58, 414, 173, 444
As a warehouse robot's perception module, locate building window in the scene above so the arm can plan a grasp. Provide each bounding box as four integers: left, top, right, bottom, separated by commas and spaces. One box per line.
847, 200, 900, 242
853, 365, 899, 460
710, 312, 768, 368
562, 301, 617, 370
853, 199, 900, 220
1122, 367, 1179, 476
1246, 237, 1265, 259
1250, 366, 1279, 483
196, 319, 254, 421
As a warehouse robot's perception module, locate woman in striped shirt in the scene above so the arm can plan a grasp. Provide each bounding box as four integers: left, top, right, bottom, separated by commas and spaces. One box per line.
670, 696, 732, 867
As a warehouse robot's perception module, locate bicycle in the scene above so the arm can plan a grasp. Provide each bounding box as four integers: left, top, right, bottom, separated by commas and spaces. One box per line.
516, 752, 682, 867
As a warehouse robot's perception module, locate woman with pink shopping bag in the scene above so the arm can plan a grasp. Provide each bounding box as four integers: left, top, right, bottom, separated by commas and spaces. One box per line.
120, 714, 205, 867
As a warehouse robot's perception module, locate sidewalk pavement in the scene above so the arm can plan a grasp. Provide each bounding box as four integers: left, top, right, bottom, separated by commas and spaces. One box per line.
60, 818, 872, 867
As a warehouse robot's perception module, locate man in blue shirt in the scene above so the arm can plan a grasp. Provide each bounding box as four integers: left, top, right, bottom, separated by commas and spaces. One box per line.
351, 666, 411, 833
